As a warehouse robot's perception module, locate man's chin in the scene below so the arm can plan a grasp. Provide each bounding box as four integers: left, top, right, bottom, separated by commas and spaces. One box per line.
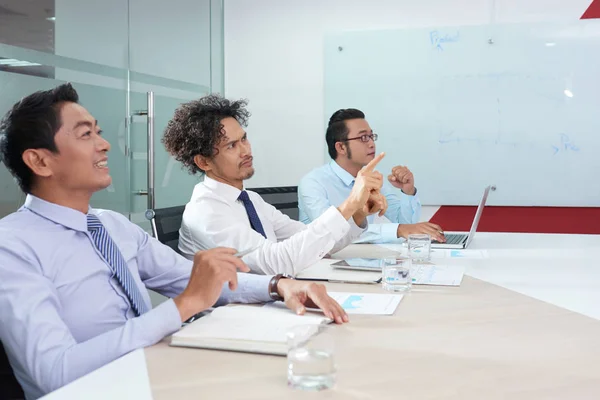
242, 168, 255, 181
358, 154, 375, 166
96, 176, 113, 192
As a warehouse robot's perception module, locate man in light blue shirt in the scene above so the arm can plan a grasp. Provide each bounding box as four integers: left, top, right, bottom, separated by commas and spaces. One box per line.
0, 84, 348, 399
299, 108, 445, 244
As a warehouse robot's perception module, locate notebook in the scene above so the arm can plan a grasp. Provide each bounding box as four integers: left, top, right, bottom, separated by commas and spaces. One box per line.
296, 260, 382, 284
170, 305, 331, 356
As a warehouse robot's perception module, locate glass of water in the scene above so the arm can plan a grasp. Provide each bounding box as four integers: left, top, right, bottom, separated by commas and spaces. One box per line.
287, 324, 335, 391
408, 233, 431, 263
381, 258, 412, 292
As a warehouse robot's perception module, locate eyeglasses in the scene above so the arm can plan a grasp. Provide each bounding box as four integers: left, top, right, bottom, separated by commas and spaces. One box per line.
342, 133, 378, 143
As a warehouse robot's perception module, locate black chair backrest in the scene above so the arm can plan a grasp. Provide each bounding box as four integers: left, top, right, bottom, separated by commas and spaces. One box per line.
0, 342, 24, 400
150, 187, 298, 252
249, 186, 299, 221
152, 205, 186, 253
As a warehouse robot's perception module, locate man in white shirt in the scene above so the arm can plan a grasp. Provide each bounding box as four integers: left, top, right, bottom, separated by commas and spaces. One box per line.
163, 95, 386, 275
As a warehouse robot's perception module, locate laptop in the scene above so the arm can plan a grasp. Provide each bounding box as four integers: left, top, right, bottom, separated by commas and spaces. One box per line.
431, 185, 491, 249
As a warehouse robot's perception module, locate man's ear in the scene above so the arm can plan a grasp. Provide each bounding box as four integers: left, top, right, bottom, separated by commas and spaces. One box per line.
22, 148, 54, 179
335, 142, 347, 157
194, 154, 211, 172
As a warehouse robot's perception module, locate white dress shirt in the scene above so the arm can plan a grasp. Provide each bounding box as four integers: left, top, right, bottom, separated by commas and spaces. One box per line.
178, 176, 367, 275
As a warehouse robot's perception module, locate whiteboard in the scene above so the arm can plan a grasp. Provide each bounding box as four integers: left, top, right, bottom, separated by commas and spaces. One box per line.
324, 21, 600, 206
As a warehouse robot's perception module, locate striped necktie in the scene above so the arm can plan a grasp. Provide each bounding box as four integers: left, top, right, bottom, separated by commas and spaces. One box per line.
87, 214, 149, 316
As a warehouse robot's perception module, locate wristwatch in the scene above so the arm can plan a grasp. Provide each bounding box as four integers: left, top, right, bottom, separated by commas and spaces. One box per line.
268, 274, 294, 301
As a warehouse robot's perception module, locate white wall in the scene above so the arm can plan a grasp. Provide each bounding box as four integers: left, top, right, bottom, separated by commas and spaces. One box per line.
224, 0, 594, 190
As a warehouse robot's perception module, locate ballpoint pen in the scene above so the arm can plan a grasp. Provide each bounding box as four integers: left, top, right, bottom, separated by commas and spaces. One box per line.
234, 244, 260, 258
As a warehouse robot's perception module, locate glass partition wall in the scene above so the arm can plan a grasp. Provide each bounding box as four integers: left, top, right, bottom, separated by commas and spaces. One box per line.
0, 0, 224, 228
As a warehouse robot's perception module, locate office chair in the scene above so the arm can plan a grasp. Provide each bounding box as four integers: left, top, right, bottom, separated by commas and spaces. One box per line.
248, 186, 299, 220
146, 205, 186, 253
0, 342, 24, 400
146, 205, 210, 323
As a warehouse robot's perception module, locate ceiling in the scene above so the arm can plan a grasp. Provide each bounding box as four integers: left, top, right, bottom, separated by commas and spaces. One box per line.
0, 0, 55, 53
0, 1, 54, 77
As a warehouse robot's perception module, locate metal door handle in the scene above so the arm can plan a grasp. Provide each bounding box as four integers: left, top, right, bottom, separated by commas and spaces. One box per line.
132, 92, 155, 212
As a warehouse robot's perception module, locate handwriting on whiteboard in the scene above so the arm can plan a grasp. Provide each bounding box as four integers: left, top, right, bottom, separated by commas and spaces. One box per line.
430, 30, 460, 51
437, 130, 527, 148
439, 131, 580, 155
552, 134, 580, 155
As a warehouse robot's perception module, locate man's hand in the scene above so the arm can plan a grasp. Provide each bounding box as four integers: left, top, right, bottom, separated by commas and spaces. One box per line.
174, 248, 250, 322
276, 280, 349, 324
364, 191, 388, 217
397, 222, 446, 242
388, 165, 415, 195
339, 152, 385, 220
352, 190, 388, 225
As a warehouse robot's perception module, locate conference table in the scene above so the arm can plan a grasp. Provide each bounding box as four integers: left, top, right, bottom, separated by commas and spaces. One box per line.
43, 232, 600, 399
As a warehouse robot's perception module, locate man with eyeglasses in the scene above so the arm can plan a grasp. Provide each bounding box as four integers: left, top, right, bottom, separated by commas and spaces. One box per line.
299, 108, 446, 244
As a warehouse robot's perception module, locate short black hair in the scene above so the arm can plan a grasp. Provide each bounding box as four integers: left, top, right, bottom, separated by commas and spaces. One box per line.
162, 94, 251, 175
325, 108, 365, 159
0, 83, 79, 193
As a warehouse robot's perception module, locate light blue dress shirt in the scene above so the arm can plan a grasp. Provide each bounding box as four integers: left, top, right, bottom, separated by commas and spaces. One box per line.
299, 161, 421, 243
0, 195, 272, 400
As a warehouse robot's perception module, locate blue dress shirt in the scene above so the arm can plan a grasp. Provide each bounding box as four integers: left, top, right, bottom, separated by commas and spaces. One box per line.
299, 161, 422, 243
0, 195, 272, 399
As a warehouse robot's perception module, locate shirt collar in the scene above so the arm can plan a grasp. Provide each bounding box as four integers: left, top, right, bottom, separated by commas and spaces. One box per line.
202, 176, 244, 204
23, 194, 92, 233
329, 160, 356, 187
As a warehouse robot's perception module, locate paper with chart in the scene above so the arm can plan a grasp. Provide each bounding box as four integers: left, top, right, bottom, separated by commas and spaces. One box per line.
327, 292, 402, 315
444, 249, 489, 259
412, 264, 465, 286
376, 244, 489, 260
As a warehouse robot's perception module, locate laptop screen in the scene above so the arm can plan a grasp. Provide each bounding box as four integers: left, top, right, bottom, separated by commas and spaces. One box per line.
465, 185, 491, 247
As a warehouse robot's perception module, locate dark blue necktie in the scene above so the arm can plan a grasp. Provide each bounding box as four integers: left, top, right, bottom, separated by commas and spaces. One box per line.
238, 191, 267, 238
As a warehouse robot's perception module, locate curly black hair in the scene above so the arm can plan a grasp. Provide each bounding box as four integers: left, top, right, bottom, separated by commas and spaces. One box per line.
162, 94, 251, 175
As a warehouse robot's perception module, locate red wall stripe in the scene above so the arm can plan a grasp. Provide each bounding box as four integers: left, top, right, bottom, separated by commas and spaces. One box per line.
581, 0, 600, 19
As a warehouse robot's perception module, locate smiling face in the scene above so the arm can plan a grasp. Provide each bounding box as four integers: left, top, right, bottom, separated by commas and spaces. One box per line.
27, 102, 112, 195
198, 116, 254, 188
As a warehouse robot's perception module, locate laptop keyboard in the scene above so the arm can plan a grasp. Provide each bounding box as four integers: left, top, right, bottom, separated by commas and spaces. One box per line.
434, 233, 467, 245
